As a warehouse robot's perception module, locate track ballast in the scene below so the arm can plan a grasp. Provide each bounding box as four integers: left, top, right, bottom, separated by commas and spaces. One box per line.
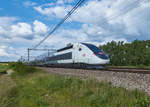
37, 67, 150, 95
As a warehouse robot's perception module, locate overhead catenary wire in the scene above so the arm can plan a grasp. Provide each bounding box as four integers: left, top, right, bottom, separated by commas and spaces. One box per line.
84, 0, 142, 35
106, 0, 141, 21
32, 0, 141, 49
23, 0, 143, 62
26, 0, 141, 57
33, 0, 85, 49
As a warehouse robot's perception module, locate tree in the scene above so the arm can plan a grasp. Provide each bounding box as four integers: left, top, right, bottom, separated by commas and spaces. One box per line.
99, 40, 150, 66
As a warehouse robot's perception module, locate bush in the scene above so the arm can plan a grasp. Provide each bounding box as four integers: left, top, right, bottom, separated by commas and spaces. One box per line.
0, 70, 7, 74
136, 97, 150, 107
8, 62, 37, 76
8, 62, 16, 69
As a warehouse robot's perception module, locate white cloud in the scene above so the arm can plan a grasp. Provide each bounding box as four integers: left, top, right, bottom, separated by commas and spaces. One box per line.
1, 0, 150, 61
0, 46, 9, 57
33, 20, 48, 34
23, 1, 37, 7
33, 0, 150, 42
41, 27, 128, 49
11, 22, 33, 38
0, 18, 50, 61
1, 20, 48, 40
0, 45, 19, 61
67, 0, 73, 3
123, 2, 150, 38
69, 0, 150, 40
34, 5, 72, 18
57, 0, 73, 4
57, 0, 64, 5
71, 0, 108, 24
0, 17, 17, 27
0, 26, 8, 35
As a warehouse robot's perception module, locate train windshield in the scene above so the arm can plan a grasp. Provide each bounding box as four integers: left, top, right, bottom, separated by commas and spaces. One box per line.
82, 43, 109, 59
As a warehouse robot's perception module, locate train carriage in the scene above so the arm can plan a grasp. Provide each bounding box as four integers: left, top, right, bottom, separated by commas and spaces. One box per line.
31, 43, 110, 68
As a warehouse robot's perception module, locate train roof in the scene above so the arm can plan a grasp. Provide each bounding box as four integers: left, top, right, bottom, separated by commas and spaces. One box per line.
56, 43, 98, 52
57, 45, 73, 52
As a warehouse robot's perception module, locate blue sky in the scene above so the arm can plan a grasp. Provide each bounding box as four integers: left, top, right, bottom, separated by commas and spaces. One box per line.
0, 0, 150, 61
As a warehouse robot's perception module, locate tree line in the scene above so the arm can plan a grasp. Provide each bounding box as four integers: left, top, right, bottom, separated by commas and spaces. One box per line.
99, 40, 150, 66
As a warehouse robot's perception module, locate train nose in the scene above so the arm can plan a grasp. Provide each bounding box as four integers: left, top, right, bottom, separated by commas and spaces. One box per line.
105, 59, 110, 64
92, 58, 110, 65
100, 59, 110, 64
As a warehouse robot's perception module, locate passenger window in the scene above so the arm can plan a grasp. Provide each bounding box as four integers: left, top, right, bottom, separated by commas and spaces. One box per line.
79, 48, 82, 51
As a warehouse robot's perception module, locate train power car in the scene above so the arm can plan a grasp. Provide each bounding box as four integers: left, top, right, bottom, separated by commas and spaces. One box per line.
31, 43, 110, 68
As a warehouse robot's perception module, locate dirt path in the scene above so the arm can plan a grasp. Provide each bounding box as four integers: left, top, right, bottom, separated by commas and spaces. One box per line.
38, 67, 150, 95
0, 75, 15, 96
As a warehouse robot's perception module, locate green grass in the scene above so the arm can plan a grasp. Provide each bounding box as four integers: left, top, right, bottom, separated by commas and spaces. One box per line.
8, 72, 150, 107
0, 62, 150, 107
0, 75, 15, 107
109, 65, 150, 69
0, 65, 8, 74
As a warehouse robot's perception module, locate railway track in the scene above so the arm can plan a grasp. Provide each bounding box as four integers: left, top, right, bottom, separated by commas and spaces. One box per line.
37, 66, 150, 74
107, 68, 150, 74
38, 66, 150, 95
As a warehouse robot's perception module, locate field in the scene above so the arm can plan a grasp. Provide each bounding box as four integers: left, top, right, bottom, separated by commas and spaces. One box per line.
0, 75, 15, 107
0, 63, 150, 107
0, 64, 8, 73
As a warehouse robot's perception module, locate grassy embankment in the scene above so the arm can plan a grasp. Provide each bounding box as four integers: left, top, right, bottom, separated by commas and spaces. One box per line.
0, 62, 150, 107
0, 63, 8, 73
109, 65, 150, 69
0, 63, 15, 107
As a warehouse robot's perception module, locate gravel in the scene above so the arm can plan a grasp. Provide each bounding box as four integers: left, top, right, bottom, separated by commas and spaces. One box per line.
38, 67, 150, 95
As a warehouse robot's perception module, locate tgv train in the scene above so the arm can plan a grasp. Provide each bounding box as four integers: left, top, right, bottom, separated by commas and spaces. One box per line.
30, 43, 110, 68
